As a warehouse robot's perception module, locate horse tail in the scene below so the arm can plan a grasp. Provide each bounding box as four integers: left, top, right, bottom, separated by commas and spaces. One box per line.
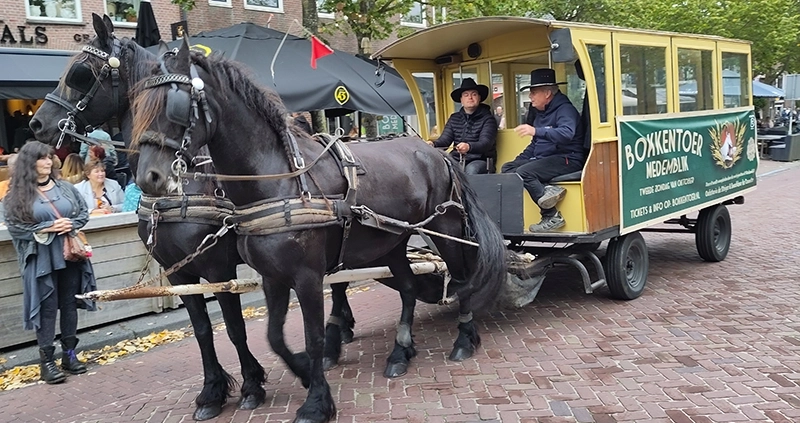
450, 163, 507, 312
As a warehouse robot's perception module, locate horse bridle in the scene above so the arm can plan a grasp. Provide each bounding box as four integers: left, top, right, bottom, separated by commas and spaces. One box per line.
46, 38, 124, 148
141, 51, 213, 183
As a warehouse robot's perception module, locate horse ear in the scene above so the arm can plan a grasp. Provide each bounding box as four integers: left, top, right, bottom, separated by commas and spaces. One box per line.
158, 40, 171, 56
102, 14, 115, 35
92, 13, 110, 47
175, 37, 192, 73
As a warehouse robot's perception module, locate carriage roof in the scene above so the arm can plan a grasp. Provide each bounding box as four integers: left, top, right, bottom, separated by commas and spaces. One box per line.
373, 16, 751, 61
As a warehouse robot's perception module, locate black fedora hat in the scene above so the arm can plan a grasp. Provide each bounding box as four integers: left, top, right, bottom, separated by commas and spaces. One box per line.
451, 78, 490, 103
519, 68, 566, 91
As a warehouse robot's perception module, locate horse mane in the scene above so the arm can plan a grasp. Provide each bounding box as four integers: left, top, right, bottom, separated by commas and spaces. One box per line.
131, 50, 295, 149
124, 38, 158, 83
193, 52, 291, 138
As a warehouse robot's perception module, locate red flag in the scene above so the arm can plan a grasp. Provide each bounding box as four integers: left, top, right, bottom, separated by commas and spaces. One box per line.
310, 35, 334, 69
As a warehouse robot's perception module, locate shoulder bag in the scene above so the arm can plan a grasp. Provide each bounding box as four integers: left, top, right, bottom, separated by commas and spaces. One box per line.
38, 189, 92, 261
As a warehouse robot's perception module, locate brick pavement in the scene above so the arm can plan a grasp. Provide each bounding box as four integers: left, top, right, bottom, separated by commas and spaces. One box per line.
2, 163, 799, 423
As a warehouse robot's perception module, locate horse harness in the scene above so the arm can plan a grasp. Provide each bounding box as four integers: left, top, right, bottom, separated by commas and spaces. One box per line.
140, 57, 468, 272
46, 40, 125, 148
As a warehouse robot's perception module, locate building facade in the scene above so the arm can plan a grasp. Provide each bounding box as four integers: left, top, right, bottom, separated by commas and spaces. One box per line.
0, 0, 428, 153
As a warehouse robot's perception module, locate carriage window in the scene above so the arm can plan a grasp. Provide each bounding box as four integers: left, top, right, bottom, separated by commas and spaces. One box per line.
491, 73, 505, 129
412, 72, 438, 138
678, 49, 714, 112
562, 62, 586, 117
451, 68, 478, 113
587, 44, 608, 122
515, 71, 533, 125
620, 45, 667, 115
722, 52, 750, 108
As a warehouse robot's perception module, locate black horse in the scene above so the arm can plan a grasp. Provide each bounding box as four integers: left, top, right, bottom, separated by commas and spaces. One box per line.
27, 14, 285, 421
131, 39, 508, 423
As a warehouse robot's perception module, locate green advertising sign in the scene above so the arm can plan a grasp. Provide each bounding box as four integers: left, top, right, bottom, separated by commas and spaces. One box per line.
617, 107, 758, 233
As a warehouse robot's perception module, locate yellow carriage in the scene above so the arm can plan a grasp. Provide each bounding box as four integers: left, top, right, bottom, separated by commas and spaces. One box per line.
375, 17, 758, 299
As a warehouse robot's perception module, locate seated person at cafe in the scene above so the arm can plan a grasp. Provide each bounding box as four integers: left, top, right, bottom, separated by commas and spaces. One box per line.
0, 154, 18, 200
60, 153, 85, 185
74, 160, 124, 215
427, 78, 497, 174
502, 68, 586, 232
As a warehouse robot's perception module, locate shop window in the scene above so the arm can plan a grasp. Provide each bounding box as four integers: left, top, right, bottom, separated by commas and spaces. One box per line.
678, 49, 714, 112
317, 0, 334, 19
105, 1, 141, 24
209, 0, 232, 7
244, 0, 284, 13
27, 0, 82, 22
620, 45, 667, 115
722, 52, 750, 108
401, 2, 426, 28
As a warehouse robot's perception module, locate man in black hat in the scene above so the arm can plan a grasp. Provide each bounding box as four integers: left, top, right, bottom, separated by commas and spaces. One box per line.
502, 68, 586, 232
427, 78, 497, 174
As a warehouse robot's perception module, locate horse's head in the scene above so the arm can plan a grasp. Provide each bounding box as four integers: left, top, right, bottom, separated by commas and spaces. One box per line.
30, 13, 154, 147
132, 38, 221, 196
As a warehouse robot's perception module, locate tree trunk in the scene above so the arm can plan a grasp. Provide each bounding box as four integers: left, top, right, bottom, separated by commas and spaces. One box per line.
358, 35, 378, 139
302, 0, 328, 134
310, 110, 328, 134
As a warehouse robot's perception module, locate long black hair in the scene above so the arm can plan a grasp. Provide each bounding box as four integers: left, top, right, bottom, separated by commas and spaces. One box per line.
4, 141, 60, 224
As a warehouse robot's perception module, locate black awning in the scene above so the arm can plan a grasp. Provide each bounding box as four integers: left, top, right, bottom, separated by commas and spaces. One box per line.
0, 47, 75, 100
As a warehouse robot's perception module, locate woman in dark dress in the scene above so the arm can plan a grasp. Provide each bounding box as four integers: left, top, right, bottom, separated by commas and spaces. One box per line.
2, 141, 97, 384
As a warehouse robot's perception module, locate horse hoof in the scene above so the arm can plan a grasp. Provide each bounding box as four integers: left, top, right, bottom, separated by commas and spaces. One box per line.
383, 361, 409, 378
322, 357, 339, 371
340, 329, 354, 344
293, 416, 332, 423
448, 346, 474, 362
238, 394, 264, 410
193, 403, 223, 421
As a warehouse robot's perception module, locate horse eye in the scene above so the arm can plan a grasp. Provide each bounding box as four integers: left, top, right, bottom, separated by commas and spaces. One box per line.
65, 64, 95, 94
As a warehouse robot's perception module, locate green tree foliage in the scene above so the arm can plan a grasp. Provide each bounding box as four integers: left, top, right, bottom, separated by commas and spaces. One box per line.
318, 0, 417, 55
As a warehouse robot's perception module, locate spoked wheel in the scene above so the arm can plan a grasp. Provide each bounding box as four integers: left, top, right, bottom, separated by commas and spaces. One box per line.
605, 231, 648, 300
695, 204, 731, 262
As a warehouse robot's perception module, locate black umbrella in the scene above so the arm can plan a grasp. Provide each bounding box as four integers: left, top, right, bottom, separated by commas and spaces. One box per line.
151, 23, 415, 116
134, 0, 161, 48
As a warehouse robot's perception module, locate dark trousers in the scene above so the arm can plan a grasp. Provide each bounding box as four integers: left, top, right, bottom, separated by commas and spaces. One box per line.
449, 154, 495, 175
502, 156, 583, 216
464, 159, 495, 175
36, 261, 82, 347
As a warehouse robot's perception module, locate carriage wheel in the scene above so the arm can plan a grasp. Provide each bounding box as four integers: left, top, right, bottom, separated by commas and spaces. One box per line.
695, 204, 731, 262
605, 231, 648, 300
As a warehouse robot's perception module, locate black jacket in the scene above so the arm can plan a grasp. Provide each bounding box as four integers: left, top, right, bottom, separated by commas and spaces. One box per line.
434, 103, 497, 163
516, 92, 586, 163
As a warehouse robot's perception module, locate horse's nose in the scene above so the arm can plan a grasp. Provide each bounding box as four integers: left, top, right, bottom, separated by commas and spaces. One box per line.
29, 117, 43, 135
137, 168, 168, 195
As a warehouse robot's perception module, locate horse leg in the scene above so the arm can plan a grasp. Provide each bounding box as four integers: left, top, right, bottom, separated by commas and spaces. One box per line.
429, 222, 482, 362
322, 282, 355, 370
449, 296, 480, 361
380, 246, 419, 378
173, 275, 233, 421
215, 292, 266, 410
262, 276, 311, 388
337, 283, 356, 343
289, 270, 336, 423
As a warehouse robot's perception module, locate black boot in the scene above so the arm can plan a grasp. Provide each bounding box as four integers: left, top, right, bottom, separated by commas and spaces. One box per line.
39, 346, 66, 384
60, 336, 87, 375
